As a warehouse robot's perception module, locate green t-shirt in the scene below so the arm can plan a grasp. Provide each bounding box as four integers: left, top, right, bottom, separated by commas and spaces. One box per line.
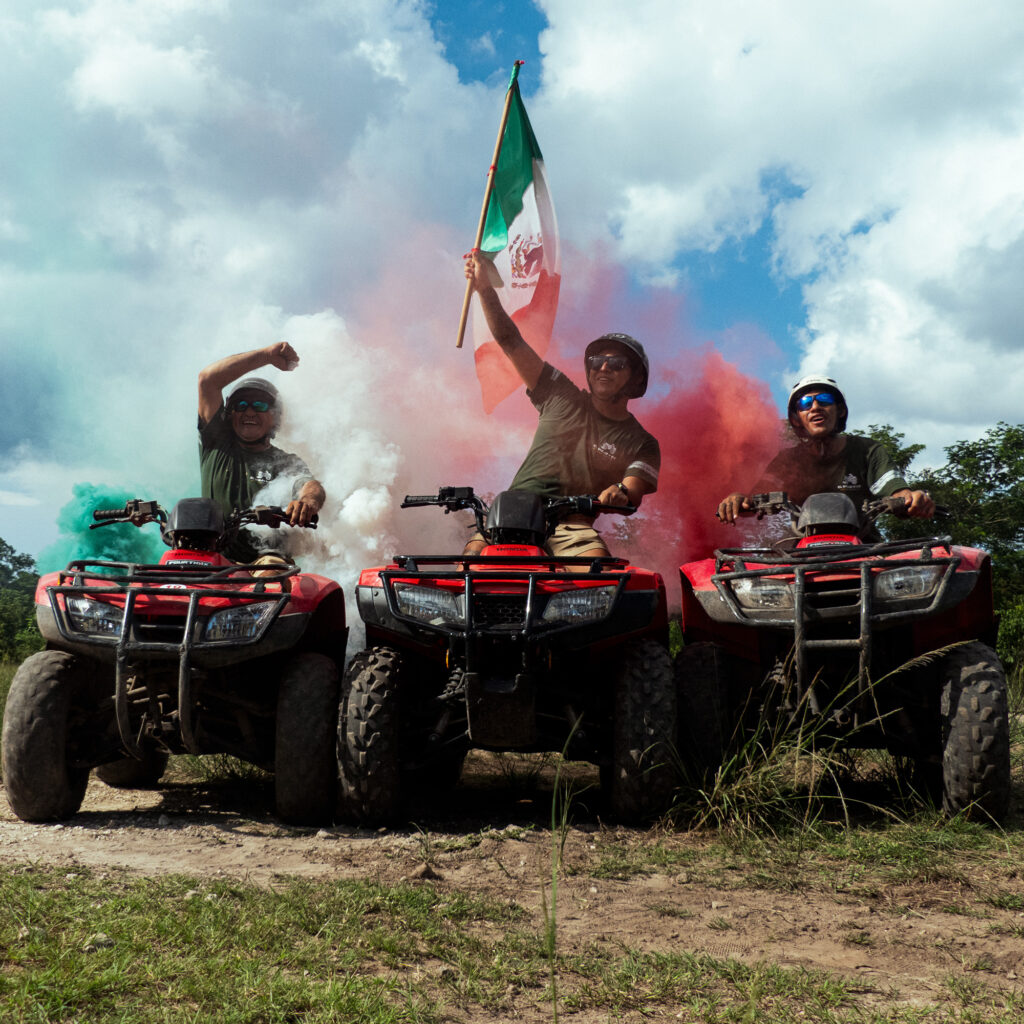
508, 363, 660, 498
198, 412, 312, 561
756, 433, 907, 507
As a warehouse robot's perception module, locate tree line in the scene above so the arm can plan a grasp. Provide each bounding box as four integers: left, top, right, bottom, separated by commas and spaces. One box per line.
865, 420, 1024, 666
0, 537, 44, 663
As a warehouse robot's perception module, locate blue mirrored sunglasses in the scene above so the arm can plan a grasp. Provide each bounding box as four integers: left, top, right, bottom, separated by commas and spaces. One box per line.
795, 391, 837, 411
231, 399, 273, 413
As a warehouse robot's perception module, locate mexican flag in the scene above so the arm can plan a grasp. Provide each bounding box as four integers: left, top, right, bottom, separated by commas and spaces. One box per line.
471, 74, 561, 413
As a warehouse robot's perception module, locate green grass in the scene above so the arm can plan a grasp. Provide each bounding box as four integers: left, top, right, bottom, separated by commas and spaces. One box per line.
2, 653, 1023, 1022
4, 866, 1023, 1023
0, 868, 528, 1022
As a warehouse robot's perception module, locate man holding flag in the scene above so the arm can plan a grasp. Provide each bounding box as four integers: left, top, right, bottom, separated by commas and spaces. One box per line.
462, 252, 661, 559
459, 63, 660, 559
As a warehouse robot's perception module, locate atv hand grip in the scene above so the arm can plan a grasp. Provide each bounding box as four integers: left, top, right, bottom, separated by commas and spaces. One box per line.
592, 501, 636, 516
93, 508, 128, 521
402, 495, 437, 507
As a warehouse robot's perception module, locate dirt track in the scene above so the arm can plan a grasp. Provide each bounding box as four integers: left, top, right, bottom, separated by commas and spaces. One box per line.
2, 761, 1023, 1014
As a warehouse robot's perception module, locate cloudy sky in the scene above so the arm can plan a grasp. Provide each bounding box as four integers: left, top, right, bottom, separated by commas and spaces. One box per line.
2, 0, 1024, 590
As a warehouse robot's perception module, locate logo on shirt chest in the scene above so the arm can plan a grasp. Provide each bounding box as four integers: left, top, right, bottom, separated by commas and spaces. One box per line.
251, 468, 274, 486
593, 441, 619, 462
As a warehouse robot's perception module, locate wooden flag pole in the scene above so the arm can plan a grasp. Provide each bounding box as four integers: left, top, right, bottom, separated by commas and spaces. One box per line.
456, 60, 524, 349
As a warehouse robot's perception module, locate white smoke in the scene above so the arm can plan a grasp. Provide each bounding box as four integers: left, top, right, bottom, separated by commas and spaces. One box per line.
244, 307, 479, 652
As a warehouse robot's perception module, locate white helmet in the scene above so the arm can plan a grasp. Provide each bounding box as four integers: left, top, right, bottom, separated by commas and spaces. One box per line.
787, 374, 847, 433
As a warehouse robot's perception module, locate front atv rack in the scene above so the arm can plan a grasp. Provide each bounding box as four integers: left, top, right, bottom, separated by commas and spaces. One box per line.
711, 536, 960, 701
379, 553, 630, 639
44, 559, 297, 757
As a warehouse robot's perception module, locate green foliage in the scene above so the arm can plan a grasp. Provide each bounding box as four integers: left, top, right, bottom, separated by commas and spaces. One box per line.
863, 423, 925, 477
0, 537, 42, 662
908, 423, 1024, 605
1, 660, 15, 734
668, 619, 683, 658
997, 603, 1024, 669
861, 422, 1024, 661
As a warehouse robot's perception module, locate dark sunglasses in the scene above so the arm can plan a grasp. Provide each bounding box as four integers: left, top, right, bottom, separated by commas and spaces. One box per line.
231, 399, 273, 413
794, 391, 837, 411
586, 354, 632, 372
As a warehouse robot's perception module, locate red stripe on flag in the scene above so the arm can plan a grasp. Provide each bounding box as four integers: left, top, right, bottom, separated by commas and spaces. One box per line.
474, 342, 523, 414
473, 270, 561, 414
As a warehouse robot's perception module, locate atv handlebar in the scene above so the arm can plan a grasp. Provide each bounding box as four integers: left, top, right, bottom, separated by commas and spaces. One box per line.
728, 492, 796, 520
729, 492, 948, 533
235, 505, 318, 530
740, 491, 909, 523
546, 495, 636, 518
90, 500, 317, 534
401, 488, 634, 519
402, 487, 480, 512
90, 499, 166, 529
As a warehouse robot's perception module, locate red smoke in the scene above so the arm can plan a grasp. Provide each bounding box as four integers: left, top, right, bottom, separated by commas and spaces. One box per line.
627, 348, 781, 601
350, 245, 783, 603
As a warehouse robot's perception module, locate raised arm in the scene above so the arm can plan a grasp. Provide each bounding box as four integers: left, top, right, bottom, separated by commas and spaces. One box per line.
465, 253, 543, 390
197, 342, 299, 425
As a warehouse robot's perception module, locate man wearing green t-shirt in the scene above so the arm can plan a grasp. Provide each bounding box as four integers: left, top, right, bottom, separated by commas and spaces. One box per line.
717, 375, 934, 524
464, 253, 660, 558
198, 342, 325, 562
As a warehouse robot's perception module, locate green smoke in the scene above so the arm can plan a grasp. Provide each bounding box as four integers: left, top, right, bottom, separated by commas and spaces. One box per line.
36, 483, 170, 574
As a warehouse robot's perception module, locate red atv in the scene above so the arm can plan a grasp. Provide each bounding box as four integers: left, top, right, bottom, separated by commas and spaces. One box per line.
677, 491, 1012, 821
337, 487, 676, 825
2, 498, 347, 825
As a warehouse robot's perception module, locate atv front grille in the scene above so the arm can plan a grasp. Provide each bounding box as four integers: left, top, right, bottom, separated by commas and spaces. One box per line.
472, 594, 528, 629
802, 576, 860, 613
134, 618, 189, 644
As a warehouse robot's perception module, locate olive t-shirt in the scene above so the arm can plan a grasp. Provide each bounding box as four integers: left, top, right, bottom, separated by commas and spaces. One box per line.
755, 434, 907, 506
508, 363, 660, 498
198, 412, 312, 561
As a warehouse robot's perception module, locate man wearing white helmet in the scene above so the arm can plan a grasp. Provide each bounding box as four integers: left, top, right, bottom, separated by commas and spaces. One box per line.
198, 342, 325, 562
717, 374, 935, 523
463, 253, 660, 558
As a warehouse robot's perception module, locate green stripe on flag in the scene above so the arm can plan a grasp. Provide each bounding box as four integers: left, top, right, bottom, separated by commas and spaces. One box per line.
481, 84, 543, 253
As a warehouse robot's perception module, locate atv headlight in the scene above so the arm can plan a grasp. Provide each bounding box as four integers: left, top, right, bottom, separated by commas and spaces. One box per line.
541, 585, 617, 624
203, 602, 277, 642
65, 595, 124, 638
393, 583, 467, 627
873, 566, 943, 601
731, 578, 795, 610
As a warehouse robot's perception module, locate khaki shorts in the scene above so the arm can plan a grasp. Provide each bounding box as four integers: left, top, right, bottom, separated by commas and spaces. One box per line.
467, 514, 609, 558
251, 552, 295, 579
